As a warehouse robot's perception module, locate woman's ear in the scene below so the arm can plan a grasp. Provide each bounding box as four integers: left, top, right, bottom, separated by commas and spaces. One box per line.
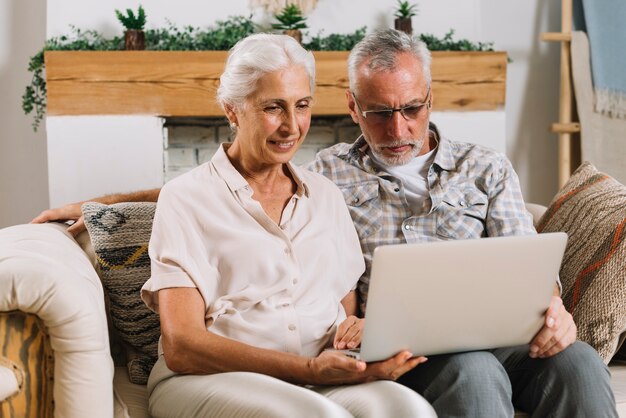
223, 103, 238, 126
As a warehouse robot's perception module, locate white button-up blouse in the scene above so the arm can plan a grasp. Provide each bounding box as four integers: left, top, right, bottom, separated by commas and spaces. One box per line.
142, 144, 365, 357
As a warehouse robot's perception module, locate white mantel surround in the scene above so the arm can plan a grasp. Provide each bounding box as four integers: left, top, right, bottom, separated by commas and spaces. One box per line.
46, 111, 504, 207
46, 116, 164, 207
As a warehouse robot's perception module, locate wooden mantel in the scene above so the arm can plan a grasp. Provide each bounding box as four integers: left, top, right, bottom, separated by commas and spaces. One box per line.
45, 50, 507, 117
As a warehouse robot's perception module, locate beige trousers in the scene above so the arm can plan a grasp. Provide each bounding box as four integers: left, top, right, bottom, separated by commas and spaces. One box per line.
147, 356, 436, 418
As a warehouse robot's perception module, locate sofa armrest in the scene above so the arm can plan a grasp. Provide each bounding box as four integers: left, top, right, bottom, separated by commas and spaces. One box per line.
0, 223, 114, 418
526, 203, 547, 228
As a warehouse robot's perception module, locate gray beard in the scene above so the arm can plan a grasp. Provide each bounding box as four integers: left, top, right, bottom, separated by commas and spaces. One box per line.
370, 136, 425, 167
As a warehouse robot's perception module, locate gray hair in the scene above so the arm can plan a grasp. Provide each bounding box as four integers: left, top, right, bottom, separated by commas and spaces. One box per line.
348, 29, 432, 94
217, 34, 316, 109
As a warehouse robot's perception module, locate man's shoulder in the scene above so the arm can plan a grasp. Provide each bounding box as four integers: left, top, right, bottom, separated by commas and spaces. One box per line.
313, 142, 354, 163
442, 137, 511, 172
305, 142, 367, 184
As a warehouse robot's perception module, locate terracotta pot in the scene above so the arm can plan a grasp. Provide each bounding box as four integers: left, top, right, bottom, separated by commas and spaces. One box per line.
394, 18, 413, 35
283, 29, 302, 44
124, 30, 145, 50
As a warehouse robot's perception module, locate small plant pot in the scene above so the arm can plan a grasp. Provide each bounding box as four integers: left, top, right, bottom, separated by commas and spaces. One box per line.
124, 30, 145, 50
394, 18, 413, 35
283, 29, 303, 44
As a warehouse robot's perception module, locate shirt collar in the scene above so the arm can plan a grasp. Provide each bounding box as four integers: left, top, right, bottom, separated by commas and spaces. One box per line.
211, 143, 309, 198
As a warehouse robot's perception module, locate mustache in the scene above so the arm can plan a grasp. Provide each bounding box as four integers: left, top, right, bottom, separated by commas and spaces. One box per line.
378, 139, 422, 149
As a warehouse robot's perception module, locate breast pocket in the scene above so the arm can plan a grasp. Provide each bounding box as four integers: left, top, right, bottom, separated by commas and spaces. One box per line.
436, 187, 488, 239
340, 182, 382, 239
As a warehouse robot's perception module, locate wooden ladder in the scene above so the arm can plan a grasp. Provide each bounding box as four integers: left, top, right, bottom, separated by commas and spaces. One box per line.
540, 0, 581, 187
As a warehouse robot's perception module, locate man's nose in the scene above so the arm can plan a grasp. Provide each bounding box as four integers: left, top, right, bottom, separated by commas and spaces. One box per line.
387, 110, 407, 138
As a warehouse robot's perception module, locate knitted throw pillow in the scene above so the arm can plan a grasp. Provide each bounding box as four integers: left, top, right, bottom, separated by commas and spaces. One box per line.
536, 162, 626, 362
82, 202, 159, 384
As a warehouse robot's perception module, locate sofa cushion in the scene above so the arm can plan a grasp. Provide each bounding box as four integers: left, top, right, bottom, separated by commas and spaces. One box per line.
536, 162, 626, 362
82, 202, 159, 385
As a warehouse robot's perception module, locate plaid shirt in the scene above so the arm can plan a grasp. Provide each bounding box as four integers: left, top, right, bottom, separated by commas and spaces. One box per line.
306, 123, 536, 313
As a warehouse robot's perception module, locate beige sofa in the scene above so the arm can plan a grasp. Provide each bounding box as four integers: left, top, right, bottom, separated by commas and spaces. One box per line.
0, 205, 624, 417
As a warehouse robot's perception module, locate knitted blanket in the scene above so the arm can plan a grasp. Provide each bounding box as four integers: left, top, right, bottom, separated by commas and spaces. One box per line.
577, 0, 626, 119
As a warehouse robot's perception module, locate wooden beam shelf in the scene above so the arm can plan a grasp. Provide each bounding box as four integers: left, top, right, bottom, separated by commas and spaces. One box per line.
45, 50, 507, 117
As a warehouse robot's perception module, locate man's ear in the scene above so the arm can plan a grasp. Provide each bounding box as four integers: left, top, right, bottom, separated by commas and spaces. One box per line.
345, 89, 360, 124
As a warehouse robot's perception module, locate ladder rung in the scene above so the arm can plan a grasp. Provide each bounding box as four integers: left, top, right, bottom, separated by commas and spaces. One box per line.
551, 122, 581, 133
540, 32, 572, 42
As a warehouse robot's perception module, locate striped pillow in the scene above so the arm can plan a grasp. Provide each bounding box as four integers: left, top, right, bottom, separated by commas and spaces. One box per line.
537, 162, 626, 362
82, 202, 159, 384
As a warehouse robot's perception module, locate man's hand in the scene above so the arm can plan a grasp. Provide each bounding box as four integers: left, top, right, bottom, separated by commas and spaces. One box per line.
529, 295, 577, 358
31, 203, 86, 236
308, 350, 427, 385
334, 315, 364, 349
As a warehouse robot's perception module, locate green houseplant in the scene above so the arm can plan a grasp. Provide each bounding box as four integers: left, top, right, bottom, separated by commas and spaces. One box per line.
115, 5, 147, 50
271, 4, 308, 43
394, 0, 418, 35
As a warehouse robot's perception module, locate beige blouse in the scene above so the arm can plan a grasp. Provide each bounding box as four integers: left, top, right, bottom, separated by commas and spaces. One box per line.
141, 144, 365, 357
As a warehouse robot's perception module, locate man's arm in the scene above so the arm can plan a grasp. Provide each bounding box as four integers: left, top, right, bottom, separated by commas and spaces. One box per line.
31, 188, 161, 236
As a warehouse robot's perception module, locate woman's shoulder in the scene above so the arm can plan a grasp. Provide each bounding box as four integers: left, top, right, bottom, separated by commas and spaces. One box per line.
160, 163, 220, 199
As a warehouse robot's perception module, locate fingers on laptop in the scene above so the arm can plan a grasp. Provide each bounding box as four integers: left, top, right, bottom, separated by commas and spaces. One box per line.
529, 297, 576, 358
334, 315, 364, 349
370, 351, 428, 381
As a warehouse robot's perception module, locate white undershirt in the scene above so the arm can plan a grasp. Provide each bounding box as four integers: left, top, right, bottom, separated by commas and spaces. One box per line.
369, 145, 437, 212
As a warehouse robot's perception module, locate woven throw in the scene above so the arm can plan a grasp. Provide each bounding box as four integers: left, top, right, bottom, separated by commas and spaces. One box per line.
82, 202, 159, 384
536, 162, 626, 362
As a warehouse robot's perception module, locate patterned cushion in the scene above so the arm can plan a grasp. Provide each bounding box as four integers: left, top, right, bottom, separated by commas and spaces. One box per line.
82, 202, 159, 384
536, 162, 626, 362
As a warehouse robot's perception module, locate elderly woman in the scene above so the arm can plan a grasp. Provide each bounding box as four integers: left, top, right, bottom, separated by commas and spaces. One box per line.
140, 34, 435, 418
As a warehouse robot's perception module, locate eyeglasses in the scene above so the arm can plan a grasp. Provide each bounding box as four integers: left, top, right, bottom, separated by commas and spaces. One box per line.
351, 88, 431, 123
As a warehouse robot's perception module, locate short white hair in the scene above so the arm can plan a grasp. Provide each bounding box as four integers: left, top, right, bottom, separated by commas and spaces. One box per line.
217, 34, 316, 109
348, 29, 432, 95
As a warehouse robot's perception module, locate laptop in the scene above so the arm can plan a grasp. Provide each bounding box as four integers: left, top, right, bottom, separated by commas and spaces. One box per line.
337, 232, 568, 362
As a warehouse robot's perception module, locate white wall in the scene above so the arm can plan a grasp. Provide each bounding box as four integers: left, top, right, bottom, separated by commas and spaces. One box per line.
0, 0, 49, 228
0, 0, 562, 227
46, 117, 164, 208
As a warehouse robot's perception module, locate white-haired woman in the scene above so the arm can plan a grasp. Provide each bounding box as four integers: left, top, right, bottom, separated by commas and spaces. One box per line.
141, 34, 435, 418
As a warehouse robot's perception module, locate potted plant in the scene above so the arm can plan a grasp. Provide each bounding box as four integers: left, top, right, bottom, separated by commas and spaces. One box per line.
394, 0, 418, 35
115, 5, 147, 50
271, 4, 308, 44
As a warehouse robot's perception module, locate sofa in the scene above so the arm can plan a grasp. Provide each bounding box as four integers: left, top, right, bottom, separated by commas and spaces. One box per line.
1, 197, 625, 417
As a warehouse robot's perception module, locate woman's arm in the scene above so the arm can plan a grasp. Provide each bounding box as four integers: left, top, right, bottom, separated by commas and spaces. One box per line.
159, 287, 314, 381
158, 287, 425, 385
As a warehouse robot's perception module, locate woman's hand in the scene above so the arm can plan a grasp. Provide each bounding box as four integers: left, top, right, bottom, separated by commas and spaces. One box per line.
334, 315, 364, 349
308, 350, 427, 385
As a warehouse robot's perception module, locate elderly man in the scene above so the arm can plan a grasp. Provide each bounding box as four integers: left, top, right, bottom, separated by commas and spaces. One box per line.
307, 29, 616, 418
34, 29, 616, 417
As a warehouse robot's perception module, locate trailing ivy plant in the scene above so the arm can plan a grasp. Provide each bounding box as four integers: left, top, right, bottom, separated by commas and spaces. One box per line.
115, 5, 147, 31
22, 27, 123, 131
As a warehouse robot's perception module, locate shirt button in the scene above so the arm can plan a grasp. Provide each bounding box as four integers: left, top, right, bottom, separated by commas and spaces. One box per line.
459, 200, 466, 207
394, 187, 400, 192
282, 303, 290, 308
292, 278, 298, 285
404, 224, 411, 231
288, 324, 296, 331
